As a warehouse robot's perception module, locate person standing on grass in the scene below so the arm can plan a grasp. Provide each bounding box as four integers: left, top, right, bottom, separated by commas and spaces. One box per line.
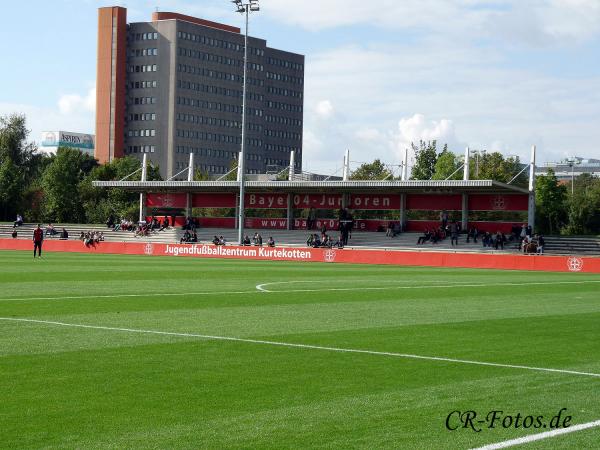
33, 224, 44, 258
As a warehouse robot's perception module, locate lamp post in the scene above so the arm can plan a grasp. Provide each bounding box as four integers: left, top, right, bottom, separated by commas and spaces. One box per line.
232, 0, 259, 245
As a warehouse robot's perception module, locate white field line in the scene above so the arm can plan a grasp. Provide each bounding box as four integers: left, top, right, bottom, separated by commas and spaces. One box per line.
471, 419, 600, 449
1, 317, 600, 379
255, 279, 600, 293
1, 279, 599, 302
0, 290, 258, 303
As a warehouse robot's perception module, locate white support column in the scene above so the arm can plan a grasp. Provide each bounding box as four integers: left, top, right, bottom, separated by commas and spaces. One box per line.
343, 149, 350, 181
399, 193, 406, 231
139, 154, 148, 223
461, 193, 468, 231
528, 145, 536, 231
402, 148, 409, 181
186, 193, 192, 219
463, 147, 470, 180
287, 193, 293, 230
188, 153, 194, 182
288, 151, 295, 181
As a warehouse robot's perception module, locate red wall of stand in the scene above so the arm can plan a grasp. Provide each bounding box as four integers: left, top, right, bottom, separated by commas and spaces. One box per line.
1, 239, 598, 273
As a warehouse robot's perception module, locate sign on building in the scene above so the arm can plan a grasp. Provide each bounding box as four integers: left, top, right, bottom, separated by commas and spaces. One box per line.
41, 131, 95, 156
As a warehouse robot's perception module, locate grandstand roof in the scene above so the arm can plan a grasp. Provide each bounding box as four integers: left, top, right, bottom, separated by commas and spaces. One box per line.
92, 179, 529, 194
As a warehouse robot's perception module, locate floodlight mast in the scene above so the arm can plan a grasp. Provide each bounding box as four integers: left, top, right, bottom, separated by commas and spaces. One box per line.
232, 0, 259, 245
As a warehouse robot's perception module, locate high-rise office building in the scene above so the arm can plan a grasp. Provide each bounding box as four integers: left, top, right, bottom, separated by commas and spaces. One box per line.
95, 7, 304, 178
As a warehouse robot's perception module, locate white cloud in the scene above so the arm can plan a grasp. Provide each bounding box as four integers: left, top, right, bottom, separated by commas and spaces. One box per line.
58, 87, 96, 115
314, 100, 334, 120
301, 39, 600, 173
395, 114, 458, 152
262, 0, 600, 45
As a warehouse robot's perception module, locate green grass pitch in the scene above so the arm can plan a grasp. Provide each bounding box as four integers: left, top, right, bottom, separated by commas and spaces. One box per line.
1, 250, 600, 449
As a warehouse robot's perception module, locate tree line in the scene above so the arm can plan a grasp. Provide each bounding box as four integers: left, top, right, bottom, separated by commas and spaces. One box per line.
1, 115, 598, 234
349, 140, 600, 235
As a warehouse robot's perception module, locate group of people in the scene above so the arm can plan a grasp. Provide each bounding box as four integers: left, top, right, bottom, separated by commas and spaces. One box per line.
241, 233, 275, 247
416, 220, 462, 246
212, 235, 227, 245
79, 230, 104, 247
386, 221, 402, 237
306, 232, 344, 249
481, 231, 507, 249
180, 230, 199, 243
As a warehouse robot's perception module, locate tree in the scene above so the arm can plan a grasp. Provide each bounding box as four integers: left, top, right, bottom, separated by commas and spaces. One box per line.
432, 150, 460, 180
0, 114, 42, 220
563, 174, 600, 235
79, 156, 162, 223
350, 159, 392, 180
535, 169, 567, 235
410, 140, 437, 180
471, 151, 527, 185
41, 148, 98, 222
0, 158, 21, 220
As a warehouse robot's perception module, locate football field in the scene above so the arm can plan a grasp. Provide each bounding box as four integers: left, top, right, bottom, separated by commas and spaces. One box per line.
1, 250, 600, 449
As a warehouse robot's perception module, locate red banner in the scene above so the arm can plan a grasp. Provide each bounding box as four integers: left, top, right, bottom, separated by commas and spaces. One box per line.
146, 193, 187, 208
192, 193, 236, 208
349, 194, 401, 210
245, 218, 289, 229
246, 193, 288, 209
292, 194, 343, 209
2, 238, 599, 273
406, 194, 462, 210
469, 194, 528, 211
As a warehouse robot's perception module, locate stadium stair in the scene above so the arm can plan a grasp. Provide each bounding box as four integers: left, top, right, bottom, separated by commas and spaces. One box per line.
3, 223, 597, 255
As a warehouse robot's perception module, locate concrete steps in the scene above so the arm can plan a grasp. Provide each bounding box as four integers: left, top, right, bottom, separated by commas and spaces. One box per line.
3, 223, 598, 256
543, 236, 600, 255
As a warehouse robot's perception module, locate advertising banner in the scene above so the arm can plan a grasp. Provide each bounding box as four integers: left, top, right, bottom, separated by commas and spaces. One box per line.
1, 239, 599, 273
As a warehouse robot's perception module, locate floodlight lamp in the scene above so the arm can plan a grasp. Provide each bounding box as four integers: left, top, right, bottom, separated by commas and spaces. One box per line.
250, 4, 260, 11
237, 6, 246, 13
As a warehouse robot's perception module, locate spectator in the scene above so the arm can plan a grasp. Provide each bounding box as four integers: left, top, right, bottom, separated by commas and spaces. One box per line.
334, 234, 344, 249
518, 224, 527, 249
440, 210, 448, 229
536, 234, 545, 254
482, 232, 492, 247
494, 231, 505, 250
14, 214, 24, 227
60, 228, 68, 240
243, 235, 251, 246
212, 235, 220, 245
11, 226, 17, 239
307, 207, 316, 230
219, 235, 226, 245
347, 211, 354, 239
450, 221, 459, 246
306, 234, 314, 247
180, 230, 191, 244
267, 236, 275, 247
159, 216, 169, 231
386, 221, 394, 237
466, 227, 479, 243
45, 223, 58, 237
417, 230, 431, 245
106, 214, 115, 229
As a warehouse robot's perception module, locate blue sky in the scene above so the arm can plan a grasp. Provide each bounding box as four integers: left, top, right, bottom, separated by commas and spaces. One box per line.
1, 0, 599, 174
